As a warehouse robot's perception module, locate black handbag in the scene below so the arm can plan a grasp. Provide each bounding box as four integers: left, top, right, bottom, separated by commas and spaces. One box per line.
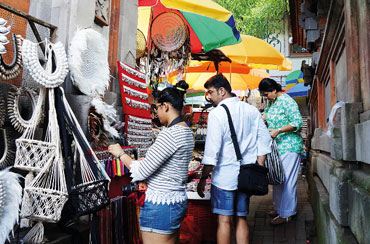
221, 104, 268, 196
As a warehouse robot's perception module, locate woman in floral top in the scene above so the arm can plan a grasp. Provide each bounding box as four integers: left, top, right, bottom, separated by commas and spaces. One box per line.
259, 78, 303, 225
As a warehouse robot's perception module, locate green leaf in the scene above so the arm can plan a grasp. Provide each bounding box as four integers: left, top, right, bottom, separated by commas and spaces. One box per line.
215, 0, 289, 40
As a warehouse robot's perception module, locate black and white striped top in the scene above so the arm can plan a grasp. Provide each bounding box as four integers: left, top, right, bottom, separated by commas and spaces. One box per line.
130, 125, 194, 204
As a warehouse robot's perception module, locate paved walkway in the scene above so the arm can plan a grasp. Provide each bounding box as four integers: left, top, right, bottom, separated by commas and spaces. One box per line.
247, 174, 316, 244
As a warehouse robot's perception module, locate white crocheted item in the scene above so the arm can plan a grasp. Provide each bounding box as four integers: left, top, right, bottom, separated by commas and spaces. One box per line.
14, 88, 52, 172
68, 28, 110, 96
144, 188, 187, 205
21, 89, 68, 223
22, 39, 68, 88
0, 168, 23, 244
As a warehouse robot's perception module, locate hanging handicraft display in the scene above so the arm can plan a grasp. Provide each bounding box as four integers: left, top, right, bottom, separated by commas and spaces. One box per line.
22, 39, 68, 88
0, 34, 23, 80
147, 11, 191, 91
118, 61, 150, 118
13, 87, 51, 172
7, 86, 42, 133
0, 18, 11, 55
125, 115, 153, 157
68, 28, 118, 138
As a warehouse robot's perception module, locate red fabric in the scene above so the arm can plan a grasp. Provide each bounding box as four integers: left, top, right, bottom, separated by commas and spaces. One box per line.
179, 216, 202, 244
184, 200, 217, 242
117, 61, 151, 118
138, 0, 158, 7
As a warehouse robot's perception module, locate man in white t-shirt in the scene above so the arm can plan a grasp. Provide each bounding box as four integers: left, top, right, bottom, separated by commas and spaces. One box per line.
197, 74, 271, 244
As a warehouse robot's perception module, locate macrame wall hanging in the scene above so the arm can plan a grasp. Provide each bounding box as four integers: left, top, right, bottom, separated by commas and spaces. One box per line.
21, 89, 68, 244
147, 11, 191, 92
68, 28, 118, 139
0, 33, 22, 81
13, 87, 48, 172
0, 168, 22, 244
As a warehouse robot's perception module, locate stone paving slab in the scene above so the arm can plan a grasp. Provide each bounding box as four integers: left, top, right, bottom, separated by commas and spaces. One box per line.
247, 174, 316, 244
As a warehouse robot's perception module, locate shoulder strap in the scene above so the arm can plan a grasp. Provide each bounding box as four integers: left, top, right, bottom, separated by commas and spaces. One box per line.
220, 104, 242, 162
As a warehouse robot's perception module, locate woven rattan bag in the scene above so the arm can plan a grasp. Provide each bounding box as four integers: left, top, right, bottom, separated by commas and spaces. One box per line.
56, 87, 110, 217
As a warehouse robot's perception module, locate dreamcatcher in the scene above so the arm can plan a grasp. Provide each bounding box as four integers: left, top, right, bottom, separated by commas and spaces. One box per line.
147, 11, 191, 92
68, 28, 118, 138
136, 29, 146, 60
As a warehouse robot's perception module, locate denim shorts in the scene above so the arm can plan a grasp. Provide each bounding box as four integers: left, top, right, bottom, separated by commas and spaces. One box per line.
210, 184, 251, 216
139, 200, 188, 235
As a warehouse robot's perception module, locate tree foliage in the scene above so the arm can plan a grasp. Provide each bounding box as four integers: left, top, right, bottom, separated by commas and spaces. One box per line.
215, 0, 290, 40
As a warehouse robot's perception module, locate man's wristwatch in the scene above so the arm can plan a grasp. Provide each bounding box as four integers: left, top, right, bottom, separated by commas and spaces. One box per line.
278, 128, 282, 134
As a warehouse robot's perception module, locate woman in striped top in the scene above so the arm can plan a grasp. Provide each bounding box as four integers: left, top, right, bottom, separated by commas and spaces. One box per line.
108, 80, 194, 244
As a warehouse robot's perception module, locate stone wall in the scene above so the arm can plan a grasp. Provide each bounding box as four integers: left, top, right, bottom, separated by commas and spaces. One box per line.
307, 0, 370, 243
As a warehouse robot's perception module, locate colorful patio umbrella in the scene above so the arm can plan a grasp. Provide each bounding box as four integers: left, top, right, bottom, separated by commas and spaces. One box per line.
219, 35, 292, 71
168, 60, 251, 78
285, 70, 304, 89
138, 0, 241, 53
285, 82, 310, 97
169, 70, 269, 90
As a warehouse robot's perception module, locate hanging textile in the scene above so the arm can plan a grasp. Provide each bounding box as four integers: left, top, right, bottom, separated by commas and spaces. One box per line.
118, 62, 150, 118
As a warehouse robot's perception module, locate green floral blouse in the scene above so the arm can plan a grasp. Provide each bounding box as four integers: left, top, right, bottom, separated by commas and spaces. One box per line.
264, 93, 303, 155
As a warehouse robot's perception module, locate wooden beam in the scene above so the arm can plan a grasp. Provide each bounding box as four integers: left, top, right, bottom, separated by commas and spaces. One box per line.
0, 2, 57, 30
28, 20, 45, 54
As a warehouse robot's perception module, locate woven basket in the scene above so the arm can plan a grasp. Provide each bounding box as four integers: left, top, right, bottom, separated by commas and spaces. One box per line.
22, 187, 68, 222
14, 139, 56, 172
14, 87, 48, 172
70, 180, 110, 217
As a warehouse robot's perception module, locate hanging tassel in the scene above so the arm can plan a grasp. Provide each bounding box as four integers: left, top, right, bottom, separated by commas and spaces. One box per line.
22, 222, 44, 243
20, 172, 34, 228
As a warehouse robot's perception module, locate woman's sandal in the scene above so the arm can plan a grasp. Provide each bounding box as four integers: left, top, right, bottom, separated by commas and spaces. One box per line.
267, 210, 279, 218
270, 215, 293, 225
